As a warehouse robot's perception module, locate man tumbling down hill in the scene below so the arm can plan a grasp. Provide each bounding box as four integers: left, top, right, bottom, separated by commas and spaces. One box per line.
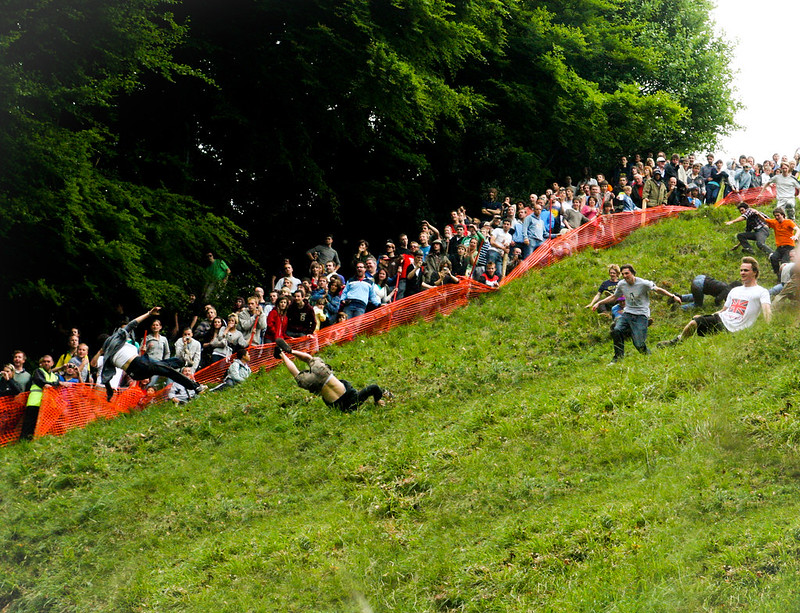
657, 257, 771, 348
275, 338, 392, 412
100, 307, 207, 401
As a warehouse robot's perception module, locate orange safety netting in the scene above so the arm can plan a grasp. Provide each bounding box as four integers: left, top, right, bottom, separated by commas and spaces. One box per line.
715, 185, 777, 208
0, 205, 686, 446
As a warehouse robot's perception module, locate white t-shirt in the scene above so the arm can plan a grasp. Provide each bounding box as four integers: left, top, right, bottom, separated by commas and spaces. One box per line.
488, 227, 512, 254
111, 342, 139, 369
718, 284, 770, 332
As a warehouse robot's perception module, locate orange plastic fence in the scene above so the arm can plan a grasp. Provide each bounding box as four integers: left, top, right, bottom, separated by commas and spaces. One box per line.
0, 205, 686, 446
716, 185, 777, 208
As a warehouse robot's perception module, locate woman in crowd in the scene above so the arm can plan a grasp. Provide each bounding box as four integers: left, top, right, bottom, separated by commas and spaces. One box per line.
205, 316, 229, 365
324, 277, 343, 325
351, 240, 372, 270
373, 268, 396, 304
265, 295, 290, 344
582, 195, 599, 221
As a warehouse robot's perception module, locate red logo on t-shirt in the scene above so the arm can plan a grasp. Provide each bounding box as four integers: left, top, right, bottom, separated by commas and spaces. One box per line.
728, 298, 748, 316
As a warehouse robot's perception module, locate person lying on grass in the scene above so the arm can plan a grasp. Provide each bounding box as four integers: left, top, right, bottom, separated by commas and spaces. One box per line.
657, 257, 771, 348
275, 339, 392, 412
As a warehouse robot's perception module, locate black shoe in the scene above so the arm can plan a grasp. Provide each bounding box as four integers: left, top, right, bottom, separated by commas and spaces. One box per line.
273, 344, 282, 359
276, 338, 292, 354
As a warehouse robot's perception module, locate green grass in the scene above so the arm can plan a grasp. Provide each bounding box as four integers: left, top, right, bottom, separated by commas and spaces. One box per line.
4, 207, 800, 612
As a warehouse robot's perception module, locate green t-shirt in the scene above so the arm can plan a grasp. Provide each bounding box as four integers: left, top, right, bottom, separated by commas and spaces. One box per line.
205, 259, 229, 281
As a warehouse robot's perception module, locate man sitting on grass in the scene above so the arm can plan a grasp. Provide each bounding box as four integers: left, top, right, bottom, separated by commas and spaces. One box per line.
657, 257, 771, 348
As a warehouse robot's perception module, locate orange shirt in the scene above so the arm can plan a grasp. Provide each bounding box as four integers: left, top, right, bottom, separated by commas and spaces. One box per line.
765, 217, 798, 247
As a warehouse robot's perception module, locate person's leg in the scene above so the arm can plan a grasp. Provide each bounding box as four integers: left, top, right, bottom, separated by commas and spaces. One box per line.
611, 314, 631, 361
690, 274, 706, 307
754, 228, 772, 257
19, 405, 39, 440
629, 314, 650, 354
681, 316, 700, 340
356, 384, 383, 405
128, 356, 201, 391
737, 231, 755, 252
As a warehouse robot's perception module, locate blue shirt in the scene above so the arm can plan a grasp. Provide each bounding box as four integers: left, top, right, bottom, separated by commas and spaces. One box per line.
342, 278, 380, 307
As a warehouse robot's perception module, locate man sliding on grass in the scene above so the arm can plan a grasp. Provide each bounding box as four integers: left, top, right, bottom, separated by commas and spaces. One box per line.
275, 339, 392, 412
100, 307, 207, 402
657, 257, 771, 348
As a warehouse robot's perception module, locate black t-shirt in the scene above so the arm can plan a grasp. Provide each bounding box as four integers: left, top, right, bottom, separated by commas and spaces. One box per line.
598, 279, 618, 296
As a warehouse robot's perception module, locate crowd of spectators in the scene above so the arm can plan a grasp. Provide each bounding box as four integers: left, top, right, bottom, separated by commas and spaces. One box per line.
5, 149, 800, 416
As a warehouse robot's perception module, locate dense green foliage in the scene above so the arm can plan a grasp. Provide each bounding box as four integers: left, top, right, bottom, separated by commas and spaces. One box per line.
0, 0, 738, 356
2, 211, 800, 612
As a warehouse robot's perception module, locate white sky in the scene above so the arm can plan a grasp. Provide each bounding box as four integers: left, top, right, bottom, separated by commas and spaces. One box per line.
711, 1, 800, 163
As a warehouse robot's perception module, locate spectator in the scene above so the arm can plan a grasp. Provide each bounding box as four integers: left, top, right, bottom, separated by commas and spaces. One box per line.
237, 296, 267, 344
310, 276, 328, 305
265, 295, 290, 343
201, 251, 231, 299
204, 316, 228, 365
581, 195, 599, 221
351, 240, 372, 270
274, 262, 301, 293
479, 261, 500, 287
421, 220, 441, 241
451, 243, 470, 276
286, 289, 317, 338
418, 232, 431, 261
324, 278, 343, 325
658, 257, 771, 347
20, 355, 59, 440
212, 348, 252, 391
174, 327, 202, 372
592, 264, 681, 364
760, 161, 800, 220
11, 350, 30, 390
143, 318, 170, 378
341, 262, 381, 318
324, 260, 346, 285
424, 240, 450, 284
193, 305, 218, 346
0, 364, 23, 397
306, 235, 341, 270
99, 308, 207, 402
642, 168, 667, 208
488, 219, 513, 279
254, 286, 268, 309
308, 261, 325, 290
168, 367, 198, 405
563, 197, 590, 229
523, 203, 546, 258
373, 268, 397, 304
58, 362, 82, 383
505, 247, 524, 276
231, 296, 246, 314
482, 187, 500, 217
73, 343, 90, 382
364, 256, 379, 281
397, 233, 411, 255
55, 334, 80, 369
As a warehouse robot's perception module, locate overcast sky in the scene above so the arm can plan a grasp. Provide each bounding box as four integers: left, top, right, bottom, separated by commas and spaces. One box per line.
711, 1, 800, 163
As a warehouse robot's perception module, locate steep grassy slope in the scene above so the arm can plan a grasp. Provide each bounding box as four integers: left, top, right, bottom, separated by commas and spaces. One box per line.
3, 208, 800, 612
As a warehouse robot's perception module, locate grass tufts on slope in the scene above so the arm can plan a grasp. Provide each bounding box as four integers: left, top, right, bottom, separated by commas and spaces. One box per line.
3, 208, 800, 612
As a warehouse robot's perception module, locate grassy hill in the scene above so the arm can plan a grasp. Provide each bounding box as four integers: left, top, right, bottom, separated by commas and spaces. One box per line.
4, 207, 800, 612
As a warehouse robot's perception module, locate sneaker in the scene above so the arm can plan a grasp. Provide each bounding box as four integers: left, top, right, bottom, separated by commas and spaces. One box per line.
273, 344, 282, 359
276, 338, 293, 354
656, 336, 680, 348
381, 390, 395, 402
196, 384, 208, 394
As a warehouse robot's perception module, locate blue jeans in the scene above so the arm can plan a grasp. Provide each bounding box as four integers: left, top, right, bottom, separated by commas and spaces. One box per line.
522, 239, 543, 259
611, 313, 650, 361
341, 300, 366, 320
